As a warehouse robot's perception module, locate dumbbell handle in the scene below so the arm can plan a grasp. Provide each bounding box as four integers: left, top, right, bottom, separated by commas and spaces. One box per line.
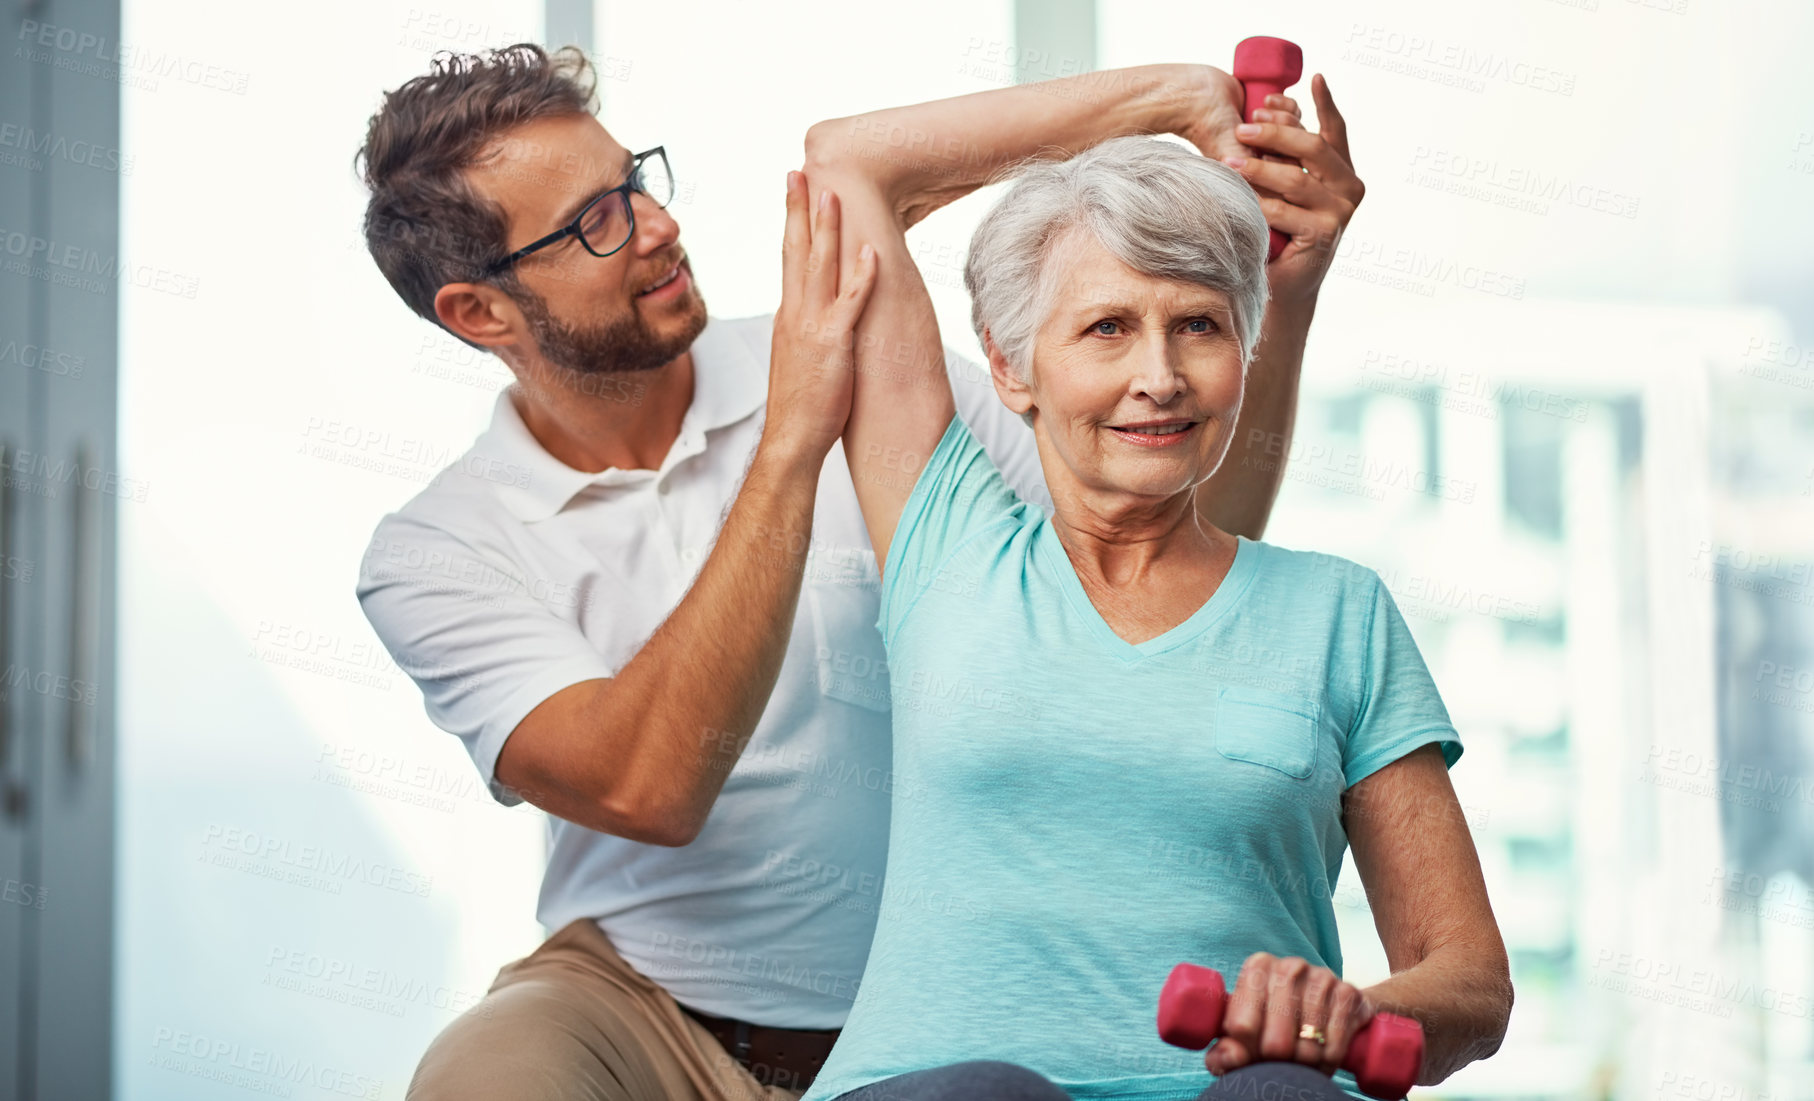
1156, 962, 1424, 1100
1230, 36, 1304, 262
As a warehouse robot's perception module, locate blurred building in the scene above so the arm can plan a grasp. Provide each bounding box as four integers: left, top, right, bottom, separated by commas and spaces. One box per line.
1274, 298, 1814, 1100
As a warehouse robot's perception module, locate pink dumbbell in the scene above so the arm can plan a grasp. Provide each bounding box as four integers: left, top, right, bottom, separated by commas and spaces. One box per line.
1157, 962, 1424, 1100
1231, 36, 1304, 261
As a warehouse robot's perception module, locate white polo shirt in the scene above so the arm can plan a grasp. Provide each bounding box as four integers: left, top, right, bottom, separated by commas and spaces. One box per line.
355, 312, 1052, 1027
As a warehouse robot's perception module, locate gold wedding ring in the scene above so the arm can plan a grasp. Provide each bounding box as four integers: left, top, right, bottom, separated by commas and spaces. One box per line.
1298, 1023, 1326, 1044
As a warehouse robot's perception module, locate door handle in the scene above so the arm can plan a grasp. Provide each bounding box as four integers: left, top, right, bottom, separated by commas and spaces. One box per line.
66, 438, 100, 772
0, 433, 22, 820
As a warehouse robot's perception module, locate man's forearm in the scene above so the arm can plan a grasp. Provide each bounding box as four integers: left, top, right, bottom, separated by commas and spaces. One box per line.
601, 435, 825, 843
1195, 297, 1314, 540
1359, 942, 1512, 1084
814, 62, 1212, 228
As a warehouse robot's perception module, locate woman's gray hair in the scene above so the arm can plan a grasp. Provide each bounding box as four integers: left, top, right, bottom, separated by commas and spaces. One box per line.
963, 133, 1271, 387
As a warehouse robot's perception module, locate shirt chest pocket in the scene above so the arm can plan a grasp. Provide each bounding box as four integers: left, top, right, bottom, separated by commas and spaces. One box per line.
1214, 686, 1320, 779
803, 544, 892, 714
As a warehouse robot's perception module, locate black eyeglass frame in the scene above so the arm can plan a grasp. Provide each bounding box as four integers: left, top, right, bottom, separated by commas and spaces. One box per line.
479, 145, 670, 278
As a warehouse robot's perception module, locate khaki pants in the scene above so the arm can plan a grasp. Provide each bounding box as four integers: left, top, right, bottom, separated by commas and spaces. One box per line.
408, 918, 810, 1101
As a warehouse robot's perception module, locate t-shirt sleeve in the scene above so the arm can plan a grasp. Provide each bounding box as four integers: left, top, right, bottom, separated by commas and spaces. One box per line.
877, 412, 1029, 648
1343, 571, 1464, 788
355, 514, 616, 807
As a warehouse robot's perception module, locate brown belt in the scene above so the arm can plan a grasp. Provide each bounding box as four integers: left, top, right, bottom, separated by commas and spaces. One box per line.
678, 1004, 841, 1092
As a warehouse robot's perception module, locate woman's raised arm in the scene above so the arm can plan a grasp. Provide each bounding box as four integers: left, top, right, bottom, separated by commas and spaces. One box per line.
796, 63, 1261, 568
795, 147, 957, 572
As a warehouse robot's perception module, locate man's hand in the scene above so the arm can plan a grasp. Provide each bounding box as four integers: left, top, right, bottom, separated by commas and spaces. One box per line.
765, 170, 877, 462
1204, 952, 1380, 1079
1172, 68, 1357, 539
1216, 74, 1365, 310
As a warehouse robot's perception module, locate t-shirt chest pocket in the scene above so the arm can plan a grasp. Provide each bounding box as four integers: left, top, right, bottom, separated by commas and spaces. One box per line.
804, 544, 892, 713
1214, 685, 1320, 779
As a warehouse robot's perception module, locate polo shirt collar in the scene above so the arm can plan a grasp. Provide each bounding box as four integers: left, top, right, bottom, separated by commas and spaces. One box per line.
479, 314, 767, 523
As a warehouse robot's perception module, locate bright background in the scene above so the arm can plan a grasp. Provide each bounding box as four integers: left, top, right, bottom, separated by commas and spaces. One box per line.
117, 1, 1814, 1098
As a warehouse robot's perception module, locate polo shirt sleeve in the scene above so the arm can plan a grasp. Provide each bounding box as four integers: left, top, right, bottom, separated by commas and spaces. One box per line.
355, 513, 616, 807
1342, 570, 1465, 789
943, 343, 1052, 515
877, 412, 1028, 649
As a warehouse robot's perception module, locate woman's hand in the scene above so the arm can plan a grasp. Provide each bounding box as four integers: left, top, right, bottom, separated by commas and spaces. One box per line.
1176, 66, 1256, 164
764, 170, 878, 463
1203, 952, 1378, 1079
1214, 74, 1366, 311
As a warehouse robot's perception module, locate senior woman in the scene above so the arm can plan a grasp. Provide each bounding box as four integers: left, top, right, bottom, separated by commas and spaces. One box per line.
777, 80, 1513, 1101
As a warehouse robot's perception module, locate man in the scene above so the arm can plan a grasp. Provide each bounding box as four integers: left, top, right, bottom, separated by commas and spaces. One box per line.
353, 42, 1362, 1101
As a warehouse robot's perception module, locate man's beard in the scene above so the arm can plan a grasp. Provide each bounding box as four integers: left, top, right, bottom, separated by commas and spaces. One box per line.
513, 271, 707, 380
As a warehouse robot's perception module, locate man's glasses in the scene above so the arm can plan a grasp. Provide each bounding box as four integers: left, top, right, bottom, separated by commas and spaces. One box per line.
481, 146, 674, 277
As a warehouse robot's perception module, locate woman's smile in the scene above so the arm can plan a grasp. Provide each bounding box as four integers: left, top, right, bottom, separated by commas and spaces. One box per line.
1105, 418, 1202, 447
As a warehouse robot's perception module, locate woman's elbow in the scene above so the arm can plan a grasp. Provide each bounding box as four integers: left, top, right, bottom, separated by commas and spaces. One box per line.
1455, 952, 1515, 1074
1482, 932, 1514, 1020
802, 119, 898, 202
1489, 958, 1515, 1043
802, 118, 857, 173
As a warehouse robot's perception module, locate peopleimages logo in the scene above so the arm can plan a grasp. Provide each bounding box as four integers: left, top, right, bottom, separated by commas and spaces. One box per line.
261, 945, 490, 1020
645, 931, 863, 1001
1590, 949, 1813, 1020
0, 226, 200, 298
197, 825, 434, 897
0, 120, 133, 174
1331, 235, 1525, 301
15, 20, 250, 94
1342, 23, 1577, 96
1407, 146, 1641, 219
1359, 349, 1590, 423
149, 1027, 381, 1099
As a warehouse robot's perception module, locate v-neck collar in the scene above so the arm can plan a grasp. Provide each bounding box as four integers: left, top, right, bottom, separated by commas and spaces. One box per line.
1035, 526, 1260, 663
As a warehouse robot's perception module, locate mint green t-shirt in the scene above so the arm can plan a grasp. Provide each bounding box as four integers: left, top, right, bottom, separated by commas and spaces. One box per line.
800, 414, 1463, 1101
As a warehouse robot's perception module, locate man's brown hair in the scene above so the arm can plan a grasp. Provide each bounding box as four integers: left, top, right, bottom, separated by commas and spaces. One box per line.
355, 43, 599, 349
